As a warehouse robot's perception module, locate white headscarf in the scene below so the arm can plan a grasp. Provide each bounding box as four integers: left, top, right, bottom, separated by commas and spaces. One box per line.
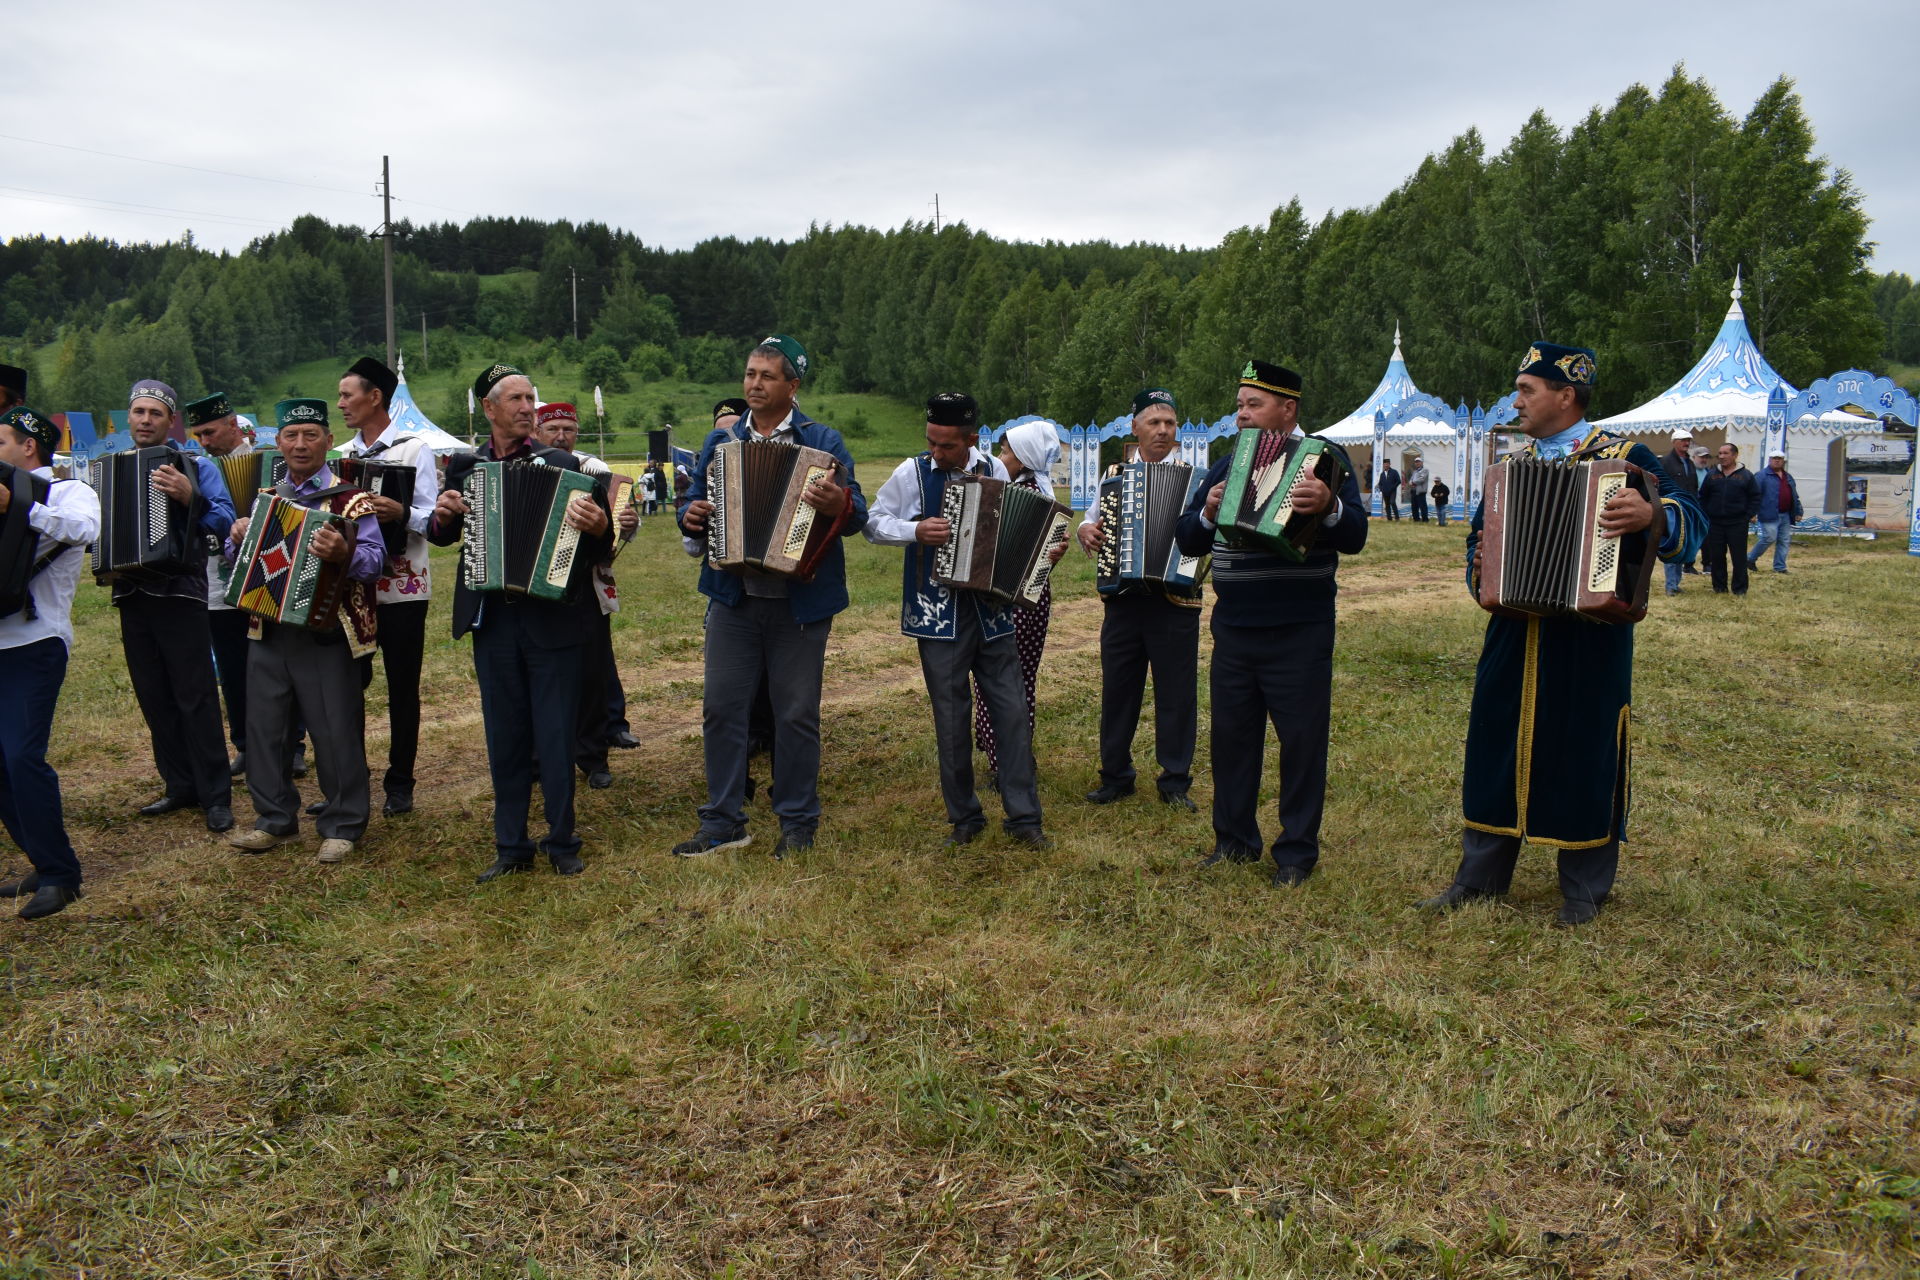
1004, 421, 1060, 480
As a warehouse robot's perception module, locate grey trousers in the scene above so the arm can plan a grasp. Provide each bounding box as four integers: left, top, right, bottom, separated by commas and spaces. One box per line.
699, 597, 831, 837
917, 605, 1042, 834
1453, 827, 1618, 908
244, 623, 369, 841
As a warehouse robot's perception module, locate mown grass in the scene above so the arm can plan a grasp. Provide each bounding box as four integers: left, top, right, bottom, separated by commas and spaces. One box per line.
2, 523, 1916, 1279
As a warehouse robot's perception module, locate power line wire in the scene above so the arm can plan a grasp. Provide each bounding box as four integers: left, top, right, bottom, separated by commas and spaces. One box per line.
0, 188, 279, 230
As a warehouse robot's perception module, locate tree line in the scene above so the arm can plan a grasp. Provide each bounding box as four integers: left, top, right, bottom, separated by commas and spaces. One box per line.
0, 67, 1901, 431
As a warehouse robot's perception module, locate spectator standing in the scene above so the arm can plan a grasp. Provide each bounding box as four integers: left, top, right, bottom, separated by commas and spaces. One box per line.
1429, 476, 1451, 526
1405, 456, 1430, 522
1747, 450, 1802, 575
1659, 428, 1699, 594
1378, 461, 1401, 522
1699, 442, 1759, 595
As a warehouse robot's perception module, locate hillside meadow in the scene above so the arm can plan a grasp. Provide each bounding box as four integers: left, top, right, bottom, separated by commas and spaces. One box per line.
1, 515, 1916, 1279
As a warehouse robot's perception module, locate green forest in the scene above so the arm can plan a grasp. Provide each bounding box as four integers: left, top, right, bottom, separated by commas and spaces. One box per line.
1, 68, 1912, 435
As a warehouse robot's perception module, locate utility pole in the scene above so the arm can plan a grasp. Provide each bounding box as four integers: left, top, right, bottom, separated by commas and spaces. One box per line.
931, 193, 941, 233
570, 266, 579, 342
380, 156, 395, 369
420, 310, 428, 368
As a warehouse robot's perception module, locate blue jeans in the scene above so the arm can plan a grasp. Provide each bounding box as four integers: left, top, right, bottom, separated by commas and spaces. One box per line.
1664, 560, 1684, 593
1749, 515, 1792, 570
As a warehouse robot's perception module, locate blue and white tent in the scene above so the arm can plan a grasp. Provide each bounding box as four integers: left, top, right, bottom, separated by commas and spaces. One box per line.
385, 354, 471, 455
1320, 325, 1466, 511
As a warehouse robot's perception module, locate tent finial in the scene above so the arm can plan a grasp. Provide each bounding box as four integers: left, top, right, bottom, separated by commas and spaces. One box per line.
1732, 265, 1743, 303
1392, 320, 1403, 357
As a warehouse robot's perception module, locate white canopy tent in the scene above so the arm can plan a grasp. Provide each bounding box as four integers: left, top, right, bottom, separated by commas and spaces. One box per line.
1320, 325, 1464, 514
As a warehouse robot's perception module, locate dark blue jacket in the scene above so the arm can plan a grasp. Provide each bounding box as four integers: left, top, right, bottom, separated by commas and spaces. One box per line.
1699, 465, 1760, 522
1756, 469, 1802, 523
677, 409, 868, 625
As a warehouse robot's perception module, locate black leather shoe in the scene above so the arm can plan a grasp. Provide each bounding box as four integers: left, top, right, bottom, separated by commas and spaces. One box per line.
1199, 845, 1259, 867
983, 771, 1000, 794
1084, 783, 1135, 805
744, 775, 758, 802
229, 752, 246, 778
943, 825, 984, 848
587, 770, 613, 790
1270, 865, 1314, 888
0, 872, 41, 898
19, 883, 80, 920
290, 750, 309, 780
306, 800, 325, 817
774, 828, 814, 860
609, 729, 639, 749
1159, 790, 1198, 812
1415, 883, 1499, 913
475, 858, 534, 884
1007, 828, 1053, 850
139, 795, 195, 817
204, 805, 234, 833
382, 790, 414, 817
550, 850, 585, 876
1555, 898, 1602, 928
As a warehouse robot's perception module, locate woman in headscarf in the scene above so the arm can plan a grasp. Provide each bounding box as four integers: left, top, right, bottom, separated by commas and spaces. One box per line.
974, 420, 1066, 787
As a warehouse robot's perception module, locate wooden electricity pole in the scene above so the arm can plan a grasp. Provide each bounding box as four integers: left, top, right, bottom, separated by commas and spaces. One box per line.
380, 156, 396, 368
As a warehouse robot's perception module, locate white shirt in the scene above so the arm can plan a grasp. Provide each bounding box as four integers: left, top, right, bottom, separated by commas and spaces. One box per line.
0, 467, 102, 653
865, 448, 1009, 547
340, 422, 439, 604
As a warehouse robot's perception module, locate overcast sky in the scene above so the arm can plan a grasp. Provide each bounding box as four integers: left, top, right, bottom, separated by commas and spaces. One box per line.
8, 0, 1917, 272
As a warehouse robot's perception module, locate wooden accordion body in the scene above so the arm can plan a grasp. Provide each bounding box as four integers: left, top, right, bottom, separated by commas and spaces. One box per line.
705, 440, 842, 580
89, 446, 200, 584
335, 455, 417, 559
460, 460, 597, 601
1095, 460, 1208, 594
0, 461, 53, 617
225, 491, 350, 630
1215, 432, 1347, 562
1476, 455, 1663, 625
932, 474, 1072, 606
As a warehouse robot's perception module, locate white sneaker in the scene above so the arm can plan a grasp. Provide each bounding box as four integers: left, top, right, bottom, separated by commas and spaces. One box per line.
228, 829, 290, 854
316, 839, 354, 864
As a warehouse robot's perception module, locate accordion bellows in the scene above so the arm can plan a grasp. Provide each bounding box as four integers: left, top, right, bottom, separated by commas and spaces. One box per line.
1215, 432, 1347, 562
705, 440, 842, 580
89, 446, 200, 584
211, 449, 286, 509
460, 460, 596, 600
225, 491, 349, 629
1476, 455, 1663, 624
1096, 460, 1207, 593
336, 456, 417, 559
933, 474, 1072, 605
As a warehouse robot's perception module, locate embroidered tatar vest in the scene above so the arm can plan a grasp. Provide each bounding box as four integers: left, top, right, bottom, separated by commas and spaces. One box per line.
899, 454, 1014, 642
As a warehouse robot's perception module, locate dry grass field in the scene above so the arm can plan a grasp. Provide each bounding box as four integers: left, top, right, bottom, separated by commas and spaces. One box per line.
2, 508, 1916, 1279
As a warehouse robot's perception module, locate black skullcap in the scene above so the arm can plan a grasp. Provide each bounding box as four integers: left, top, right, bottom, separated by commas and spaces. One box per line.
712, 397, 750, 421
0, 363, 26, 399
2, 406, 60, 458
347, 356, 399, 407
926, 392, 979, 430
1516, 341, 1597, 387
1238, 359, 1302, 400
471, 362, 525, 402
184, 392, 233, 427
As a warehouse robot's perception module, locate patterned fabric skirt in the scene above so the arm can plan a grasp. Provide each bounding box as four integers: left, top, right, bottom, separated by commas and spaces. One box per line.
973, 583, 1051, 772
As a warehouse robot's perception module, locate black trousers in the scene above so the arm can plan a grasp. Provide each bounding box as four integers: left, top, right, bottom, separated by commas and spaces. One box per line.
605, 623, 629, 736
1097, 593, 1200, 795
208, 608, 251, 751
119, 594, 231, 808
1452, 827, 1618, 908
574, 611, 614, 773
1410, 491, 1429, 521
1381, 490, 1400, 520
1703, 519, 1750, 594
473, 604, 585, 864
1209, 618, 1335, 870
373, 599, 428, 794
0, 638, 80, 888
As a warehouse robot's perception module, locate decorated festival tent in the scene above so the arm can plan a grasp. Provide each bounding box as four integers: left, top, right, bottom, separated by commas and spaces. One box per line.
1319, 326, 1466, 515
382, 354, 471, 456
1592, 274, 1877, 532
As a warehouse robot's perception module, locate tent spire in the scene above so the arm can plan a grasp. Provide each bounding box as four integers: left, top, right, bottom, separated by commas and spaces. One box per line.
396, 349, 407, 381
1392, 321, 1403, 359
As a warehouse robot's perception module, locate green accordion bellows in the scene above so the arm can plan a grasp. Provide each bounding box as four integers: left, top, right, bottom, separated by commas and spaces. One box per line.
459, 460, 598, 600
1215, 432, 1348, 562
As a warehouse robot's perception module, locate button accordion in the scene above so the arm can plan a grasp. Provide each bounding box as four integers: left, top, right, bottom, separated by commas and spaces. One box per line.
1095, 460, 1208, 594
704, 439, 844, 580
932, 474, 1072, 605
1215, 432, 1347, 561
1475, 454, 1664, 624
336, 455, 417, 559
89, 446, 201, 584
210, 449, 287, 508
225, 491, 350, 630
460, 460, 597, 600
0, 461, 53, 618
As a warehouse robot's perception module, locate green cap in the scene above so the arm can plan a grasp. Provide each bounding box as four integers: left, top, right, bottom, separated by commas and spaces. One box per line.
184, 392, 233, 427
1132, 387, 1177, 416
2, 405, 60, 456
755, 334, 809, 381
274, 398, 329, 430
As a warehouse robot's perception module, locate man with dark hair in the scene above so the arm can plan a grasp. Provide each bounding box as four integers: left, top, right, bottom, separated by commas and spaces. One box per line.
1748, 450, 1802, 574
1416, 342, 1705, 926
675, 336, 866, 859
1699, 441, 1759, 596
337, 356, 439, 815
428, 364, 612, 882
1175, 359, 1368, 887
225, 400, 385, 864
1659, 428, 1700, 593
1078, 387, 1202, 811
866, 393, 1049, 848
1377, 459, 1401, 521
186, 392, 262, 776
0, 364, 27, 414
115, 379, 239, 832
0, 406, 101, 919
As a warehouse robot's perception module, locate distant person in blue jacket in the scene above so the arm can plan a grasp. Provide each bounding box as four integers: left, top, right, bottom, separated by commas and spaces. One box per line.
1747, 450, 1802, 575
675, 336, 866, 860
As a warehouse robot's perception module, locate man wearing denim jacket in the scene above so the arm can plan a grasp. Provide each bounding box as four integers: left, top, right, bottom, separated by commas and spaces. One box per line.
674, 335, 867, 860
